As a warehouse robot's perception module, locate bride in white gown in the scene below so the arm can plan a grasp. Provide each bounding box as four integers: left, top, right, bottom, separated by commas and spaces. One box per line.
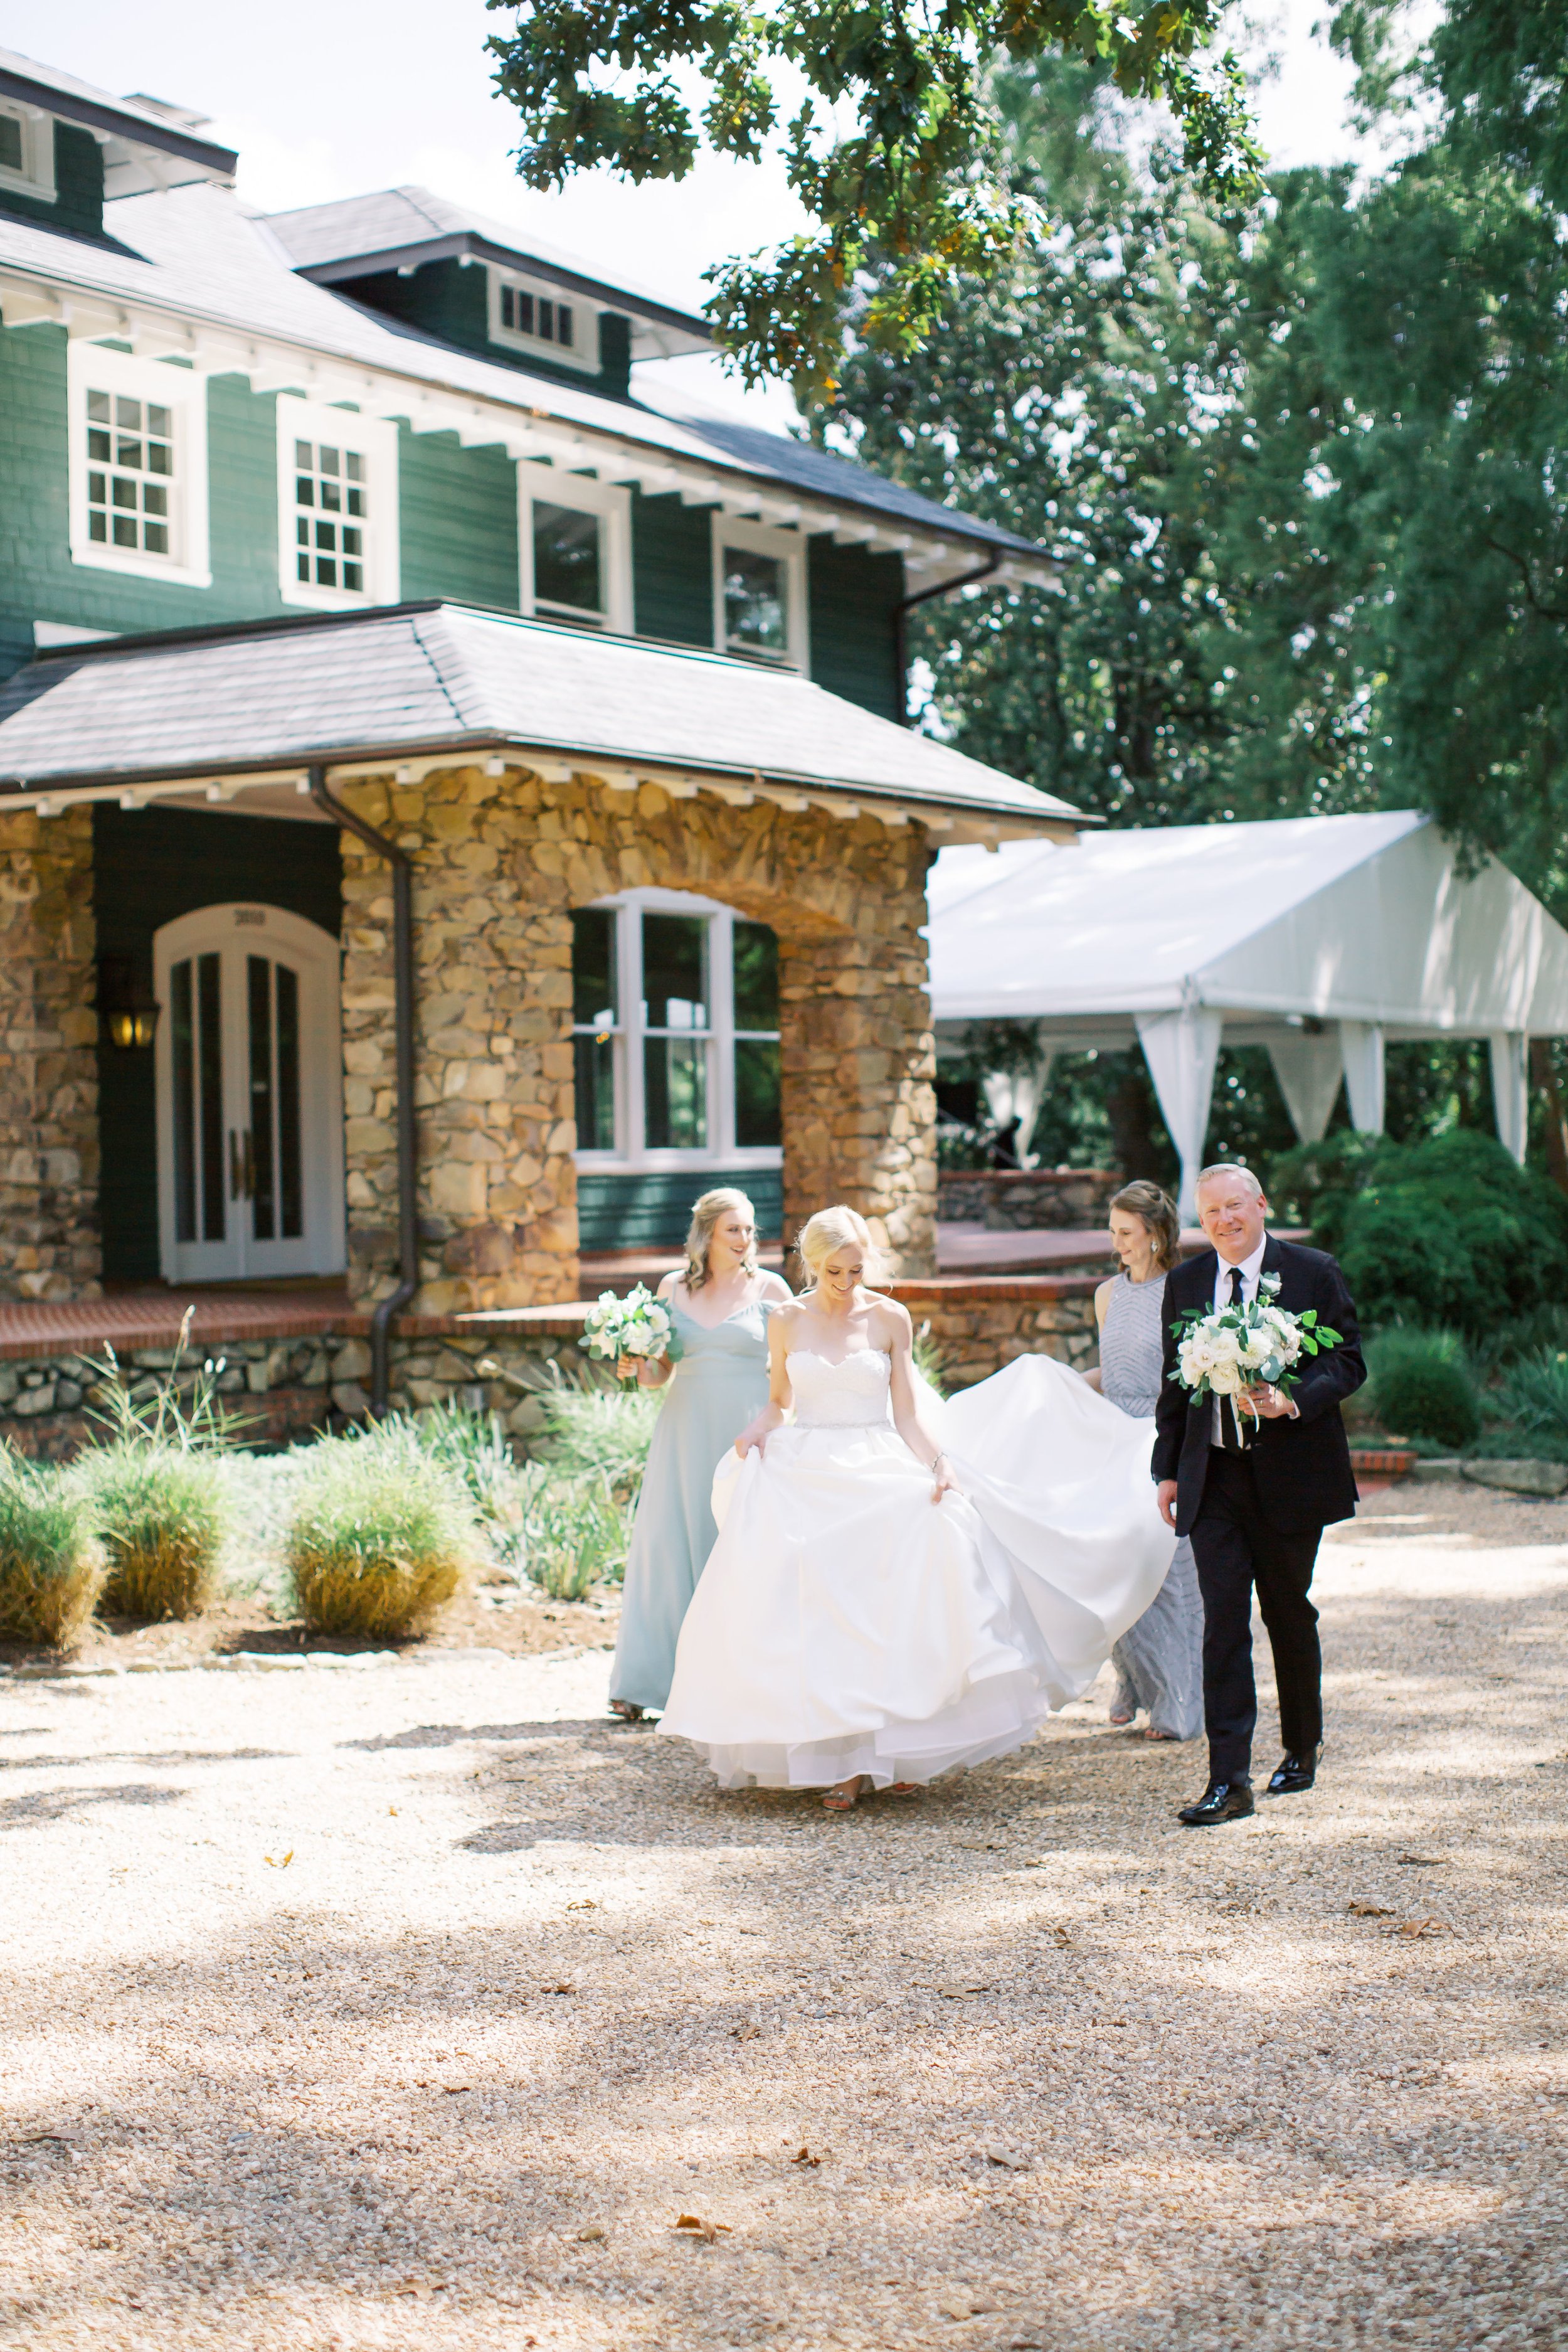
659, 1206, 1174, 1810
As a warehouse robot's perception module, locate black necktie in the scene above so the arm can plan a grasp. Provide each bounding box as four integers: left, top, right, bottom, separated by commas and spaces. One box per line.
1222, 1265, 1249, 1450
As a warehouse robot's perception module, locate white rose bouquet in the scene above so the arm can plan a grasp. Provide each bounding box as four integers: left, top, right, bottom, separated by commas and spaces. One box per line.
1170, 1272, 1342, 1449
582, 1284, 682, 1383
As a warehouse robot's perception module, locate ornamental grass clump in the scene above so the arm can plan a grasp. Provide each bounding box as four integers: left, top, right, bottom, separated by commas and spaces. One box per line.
285, 1425, 477, 1640
78, 1443, 230, 1622
0, 1454, 105, 1650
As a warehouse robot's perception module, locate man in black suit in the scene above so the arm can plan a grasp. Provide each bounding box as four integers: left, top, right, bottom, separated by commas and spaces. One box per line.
1153, 1163, 1365, 1827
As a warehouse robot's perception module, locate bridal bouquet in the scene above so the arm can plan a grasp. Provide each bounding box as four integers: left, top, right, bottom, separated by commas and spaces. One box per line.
1169, 1273, 1341, 1449
583, 1284, 682, 1382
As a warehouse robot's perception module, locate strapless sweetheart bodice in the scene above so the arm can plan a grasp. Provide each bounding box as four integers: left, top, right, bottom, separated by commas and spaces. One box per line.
786, 1348, 893, 1428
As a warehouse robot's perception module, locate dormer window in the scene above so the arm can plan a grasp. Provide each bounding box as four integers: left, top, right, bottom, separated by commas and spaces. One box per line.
489, 267, 598, 374
0, 102, 55, 202
274, 396, 400, 611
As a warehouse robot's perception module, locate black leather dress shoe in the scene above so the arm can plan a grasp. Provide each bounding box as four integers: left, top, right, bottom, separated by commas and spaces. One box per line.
1177, 1779, 1255, 1827
1264, 1747, 1321, 1796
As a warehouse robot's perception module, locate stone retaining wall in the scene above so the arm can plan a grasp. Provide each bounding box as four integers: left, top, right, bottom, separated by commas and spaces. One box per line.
937, 1168, 1120, 1230
0, 1277, 1098, 1458
0, 806, 99, 1302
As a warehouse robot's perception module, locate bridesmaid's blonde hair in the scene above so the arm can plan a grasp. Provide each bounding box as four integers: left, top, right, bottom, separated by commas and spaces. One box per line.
796, 1204, 881, 1290
683, 1188, 758, 1293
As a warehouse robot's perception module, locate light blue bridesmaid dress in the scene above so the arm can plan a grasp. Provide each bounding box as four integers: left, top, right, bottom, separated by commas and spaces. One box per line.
610, 1296, 774, 1713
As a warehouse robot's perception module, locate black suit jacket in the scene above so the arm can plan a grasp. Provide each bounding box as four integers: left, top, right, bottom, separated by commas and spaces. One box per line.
1151, 1235, 1365, 1539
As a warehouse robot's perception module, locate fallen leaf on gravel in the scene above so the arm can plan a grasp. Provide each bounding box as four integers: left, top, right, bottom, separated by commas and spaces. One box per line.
263, 1851, 294, 1869
566, 1898, 600, 1911
440, 2083, 474, 2095
1348, 1901, 1393, 1917
543, 1983, 574, 1995
1397, 1853, 1443, 1866
790, 2146, 821, 2167
577, 2225, 605, 2242
939, 2294, 980, 2320
674, 2213, 731, 2242
733, 2023, 761, 2041
1050, 1927, 1073, 1945
1393, 1918, 1446, 1937
388, 1807, 398, 1817
940, 1982, 993, 1997
984, 2146, 1029, 2169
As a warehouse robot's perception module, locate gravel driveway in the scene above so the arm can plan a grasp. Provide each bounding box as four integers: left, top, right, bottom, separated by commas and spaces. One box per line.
2, 1489, 1565, 2351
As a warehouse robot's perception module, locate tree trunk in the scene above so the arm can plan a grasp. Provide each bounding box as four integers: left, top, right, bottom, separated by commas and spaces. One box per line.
1531, 1038, 1568, 1195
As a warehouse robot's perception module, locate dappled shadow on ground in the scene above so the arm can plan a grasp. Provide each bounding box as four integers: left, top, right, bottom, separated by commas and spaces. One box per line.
1, 1538, 1564, 2349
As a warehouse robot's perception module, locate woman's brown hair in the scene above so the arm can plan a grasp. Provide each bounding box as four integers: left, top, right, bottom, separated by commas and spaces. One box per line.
1109, 1179, 1181, 1272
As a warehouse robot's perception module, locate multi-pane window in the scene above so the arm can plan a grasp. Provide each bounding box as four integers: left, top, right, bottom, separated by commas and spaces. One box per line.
69, 344, 209, 587
0, 114, 21, 173
519, 470, 631, 632
85, 390, 173, 556
275, 398, 397, 610
491, 270, 598, 373
712, 517, 807, 669
499, 282, 574, 349
570, 895, 781, 1166
292, 437, 366, 594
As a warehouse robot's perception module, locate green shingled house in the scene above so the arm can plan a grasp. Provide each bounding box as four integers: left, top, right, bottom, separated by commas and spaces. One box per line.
0, 45, 1075, 1369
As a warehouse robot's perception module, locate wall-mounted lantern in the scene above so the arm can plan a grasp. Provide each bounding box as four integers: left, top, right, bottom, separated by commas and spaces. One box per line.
97, 955, 161, 1051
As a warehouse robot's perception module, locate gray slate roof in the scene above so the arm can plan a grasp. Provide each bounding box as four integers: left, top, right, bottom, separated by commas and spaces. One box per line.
0, 602, 1079, 826
263, 185, 709, 341
0, 45, 236, 181
0, 179, 1039, 558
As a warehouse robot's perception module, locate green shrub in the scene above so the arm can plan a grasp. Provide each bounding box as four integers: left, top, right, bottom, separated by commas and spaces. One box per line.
1497, 1346, 1568, 1448
519, 1465, 630, 1600
0, 1456, 105, 1649
79, 1443, 229, 1621
285, 1425, 477, 1640
1366, 1329, 1481, 1450
533, 1383, 662, 1505
1272, 1129, 1568, 1338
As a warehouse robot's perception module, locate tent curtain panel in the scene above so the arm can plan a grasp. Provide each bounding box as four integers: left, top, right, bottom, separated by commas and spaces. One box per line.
1135, 1007, 1224, 1221
1490, 1030, 1529, 1164
1340, 1021, 1386, 1135
1268, 1030, 1345, 1144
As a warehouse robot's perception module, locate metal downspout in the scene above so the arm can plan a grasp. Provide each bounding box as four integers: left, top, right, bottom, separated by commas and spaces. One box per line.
891, 552, 1003, 724
308, 764, 416, 1417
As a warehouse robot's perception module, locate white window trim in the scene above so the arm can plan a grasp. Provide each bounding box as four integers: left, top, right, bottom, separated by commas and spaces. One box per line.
518, 464, 632, 634
0, 102, 55, 202
67, 342, 211, 590
573, 886, 782, 1175
711, 513, 809, 673
275, 395, 400, 612
488, 267, 599, 374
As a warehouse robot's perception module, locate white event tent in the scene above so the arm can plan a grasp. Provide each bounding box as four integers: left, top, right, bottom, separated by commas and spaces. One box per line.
926, 810, 1568, 1218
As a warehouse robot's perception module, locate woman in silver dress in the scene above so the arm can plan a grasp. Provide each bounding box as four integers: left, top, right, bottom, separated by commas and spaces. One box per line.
1083, 1181, 1204, 1740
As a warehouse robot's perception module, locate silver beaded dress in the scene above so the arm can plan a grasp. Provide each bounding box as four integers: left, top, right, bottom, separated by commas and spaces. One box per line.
1098, 1271, 1205, 1740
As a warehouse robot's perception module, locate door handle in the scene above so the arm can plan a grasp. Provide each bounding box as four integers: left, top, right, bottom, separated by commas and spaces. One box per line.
242, 1129, 255, 1200
228, 1129, 242, 1201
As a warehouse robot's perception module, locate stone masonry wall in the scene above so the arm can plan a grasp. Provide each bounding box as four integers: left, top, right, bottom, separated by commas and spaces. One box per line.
0, 806, 99, 1301
898, 1279, 1098, 1388
335, 764, 938, 1314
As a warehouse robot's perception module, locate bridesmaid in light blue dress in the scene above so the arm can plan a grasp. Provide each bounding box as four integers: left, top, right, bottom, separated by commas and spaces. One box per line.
610, 1188, 792, 1720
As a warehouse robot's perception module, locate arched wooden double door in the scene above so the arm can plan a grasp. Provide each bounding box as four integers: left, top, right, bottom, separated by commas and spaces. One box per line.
153, 903, 346, 1282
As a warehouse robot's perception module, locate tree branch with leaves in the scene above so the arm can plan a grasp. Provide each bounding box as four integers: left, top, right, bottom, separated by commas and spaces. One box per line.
485, 0, 1263, 398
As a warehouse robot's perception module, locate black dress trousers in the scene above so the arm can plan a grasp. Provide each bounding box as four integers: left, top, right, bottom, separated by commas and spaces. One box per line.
1187, 1448, 1324, 1781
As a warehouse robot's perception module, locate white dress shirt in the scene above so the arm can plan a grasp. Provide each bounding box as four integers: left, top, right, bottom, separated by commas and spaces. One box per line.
1212, 1237, 1269, 1446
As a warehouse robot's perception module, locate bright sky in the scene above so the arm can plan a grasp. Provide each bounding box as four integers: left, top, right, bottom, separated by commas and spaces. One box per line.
0, 2, 1368, 432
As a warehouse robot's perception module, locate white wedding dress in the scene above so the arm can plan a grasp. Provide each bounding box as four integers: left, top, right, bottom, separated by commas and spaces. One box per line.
659, 1348, 1174, 1789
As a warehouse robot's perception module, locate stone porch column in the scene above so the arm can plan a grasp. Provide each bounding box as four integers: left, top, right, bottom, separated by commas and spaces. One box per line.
0, 807, 100, 1300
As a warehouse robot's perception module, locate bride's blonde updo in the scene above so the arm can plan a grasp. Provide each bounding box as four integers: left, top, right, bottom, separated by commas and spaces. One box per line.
682, 1187, 758, 1293
796, 1204, 881, 1291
